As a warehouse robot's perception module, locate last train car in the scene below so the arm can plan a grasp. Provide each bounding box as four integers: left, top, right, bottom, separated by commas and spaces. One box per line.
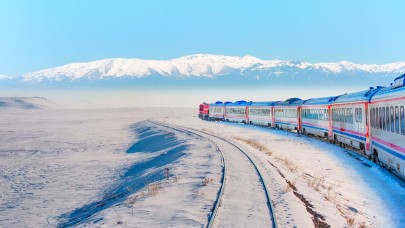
198, 103, 209, 119
224, 100, 249, 123
301, 95, 341, 140
369, 75, 405, 178
274, 98, 303, 132
247, 101, 279, 127
209, 101, 227, 121
331, 87, 382, 154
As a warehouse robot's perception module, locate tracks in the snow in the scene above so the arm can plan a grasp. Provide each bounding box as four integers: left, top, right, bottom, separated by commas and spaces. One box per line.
148, 120, 277, 228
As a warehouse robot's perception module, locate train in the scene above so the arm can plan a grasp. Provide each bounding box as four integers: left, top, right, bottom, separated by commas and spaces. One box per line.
198, 74, 405, 180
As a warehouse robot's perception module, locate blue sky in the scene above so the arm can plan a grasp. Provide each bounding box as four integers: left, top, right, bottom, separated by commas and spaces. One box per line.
0, 0, 404, 75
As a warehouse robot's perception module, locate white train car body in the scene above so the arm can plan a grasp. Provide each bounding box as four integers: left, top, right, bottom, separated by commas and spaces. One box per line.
331, 88, 382, 153
209, 101, 227, 121
301, 96, 340, 140
225, 100, 249, 123
247, 101, 278, 127
369, 76, 405, 178
274, 98, 303, 132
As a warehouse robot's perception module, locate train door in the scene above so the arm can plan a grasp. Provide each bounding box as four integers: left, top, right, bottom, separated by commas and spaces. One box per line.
357, 104, 366, 135
328, 105, 333, 141
297, 107, 302, 133
364, 103, 371, 153
245, 106, 249, 123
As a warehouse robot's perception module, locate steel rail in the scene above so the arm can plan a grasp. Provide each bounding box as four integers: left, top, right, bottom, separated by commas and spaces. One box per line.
149, 120, 277, 228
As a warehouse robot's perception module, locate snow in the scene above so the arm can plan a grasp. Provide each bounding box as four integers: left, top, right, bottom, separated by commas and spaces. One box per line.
1, 107, 404, 227
0, 97, 61, 109
166, 116, 405, 227
20, 54, 405, 81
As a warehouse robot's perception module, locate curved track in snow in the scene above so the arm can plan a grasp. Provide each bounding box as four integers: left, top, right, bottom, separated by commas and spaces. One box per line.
149, 120, 277, 228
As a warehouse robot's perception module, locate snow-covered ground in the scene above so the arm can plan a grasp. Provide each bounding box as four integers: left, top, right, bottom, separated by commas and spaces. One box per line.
166, 116, 405, 227
1, 108, 404, 227
0, 108, 217, 227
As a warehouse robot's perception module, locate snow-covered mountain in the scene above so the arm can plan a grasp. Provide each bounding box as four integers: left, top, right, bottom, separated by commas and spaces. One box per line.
19, 54, 405, 82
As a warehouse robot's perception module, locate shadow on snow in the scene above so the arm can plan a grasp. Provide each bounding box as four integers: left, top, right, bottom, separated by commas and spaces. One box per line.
57, 121, 188, 227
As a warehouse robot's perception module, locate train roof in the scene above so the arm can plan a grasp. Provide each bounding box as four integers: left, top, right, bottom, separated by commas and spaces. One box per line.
225, 100, 250, 107
372, 74, 405, 100
275, 98, 304, 106
333, 87, 383, 103
249, 101, 279, 106
209, 101, 232, 107
302, 95, 342, 106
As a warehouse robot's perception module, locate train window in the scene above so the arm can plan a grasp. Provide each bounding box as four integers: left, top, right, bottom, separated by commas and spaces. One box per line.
342, 109, 345, 123
401, 106, 405, 135
374, 107, 378, 128
385, 107, 389, 132
379, 107, 383, 129
343, 109, 346, 123
382, 107, 386, 130
374, 108, 376, 128
395, 106, 399, 134
349, 108, 352, 123
391, 106, 395, 133
379, 108, 384, 130
359, 108, 362, 123
340, 108, 343, 122
374, 107, 377, 128
371, 108, 374, 127
355, 108, 359, 122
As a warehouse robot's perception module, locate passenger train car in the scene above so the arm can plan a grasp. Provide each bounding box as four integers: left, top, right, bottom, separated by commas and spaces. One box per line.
208, 101, 227, 121
274, 98, 303, 132
301, 96, 341, 140
369, 75, 405, 177
331, 87, 382, 153
224, 100, 249, 123
198, 74, 405, 179
247, 101, 279, 127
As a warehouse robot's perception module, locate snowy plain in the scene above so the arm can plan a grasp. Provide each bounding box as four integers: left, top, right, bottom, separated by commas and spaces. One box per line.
1, 107, 404, 227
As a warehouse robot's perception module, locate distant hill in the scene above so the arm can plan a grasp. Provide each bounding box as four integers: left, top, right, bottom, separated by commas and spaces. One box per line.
0, 97, 60, 109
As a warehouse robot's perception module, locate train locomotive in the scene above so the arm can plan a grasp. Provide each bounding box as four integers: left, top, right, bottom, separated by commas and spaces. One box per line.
198, 74, 405, 179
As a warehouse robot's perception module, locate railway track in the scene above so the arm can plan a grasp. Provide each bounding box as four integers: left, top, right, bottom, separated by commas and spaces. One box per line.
149, 120, 277, 228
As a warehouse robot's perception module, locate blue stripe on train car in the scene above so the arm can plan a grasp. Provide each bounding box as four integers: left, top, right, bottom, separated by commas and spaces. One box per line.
302, 124, 328, 131
332, 129, 366, 141
372, 141, 405, 160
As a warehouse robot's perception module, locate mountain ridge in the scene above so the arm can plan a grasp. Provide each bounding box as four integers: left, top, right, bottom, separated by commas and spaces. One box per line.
12, 54, 405, 82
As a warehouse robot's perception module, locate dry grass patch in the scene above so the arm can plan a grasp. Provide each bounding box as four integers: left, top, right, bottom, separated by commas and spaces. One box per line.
202, 177, 214, 186
148, 183, 161, 196
345, 215, 355, 227
201, 128, 215, 134
307, 175, 325, 191
233, 136, 274, 156
273, 155, 300, 174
